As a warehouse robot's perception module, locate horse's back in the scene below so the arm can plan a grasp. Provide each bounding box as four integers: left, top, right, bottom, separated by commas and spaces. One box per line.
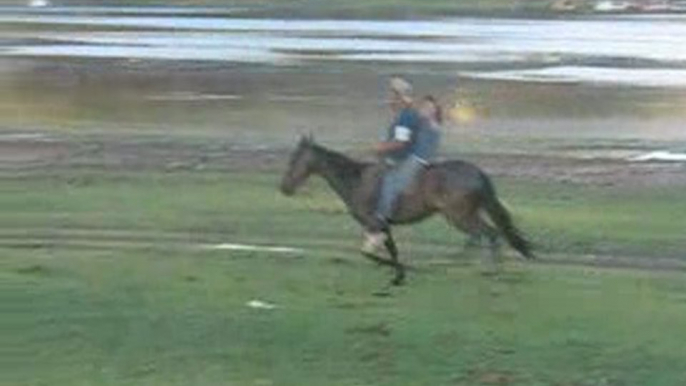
352, 158, 492, 224
425, 159, 490, 193
432, 159, 483, 174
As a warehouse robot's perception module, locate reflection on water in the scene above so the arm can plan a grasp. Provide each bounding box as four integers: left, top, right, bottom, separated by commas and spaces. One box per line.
461, 67, 686, 88
2, 9, 686, 84
629, 151, 686, 162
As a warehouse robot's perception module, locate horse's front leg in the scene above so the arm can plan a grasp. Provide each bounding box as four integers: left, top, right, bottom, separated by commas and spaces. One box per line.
350, 188, 405, 285
384, 230, 405, 286
359, 229, 406, 286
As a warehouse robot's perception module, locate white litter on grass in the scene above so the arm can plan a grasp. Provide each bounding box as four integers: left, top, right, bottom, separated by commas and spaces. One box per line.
246, 300, 278, 310
205, 243, 303, 254
628, 151, 686, 162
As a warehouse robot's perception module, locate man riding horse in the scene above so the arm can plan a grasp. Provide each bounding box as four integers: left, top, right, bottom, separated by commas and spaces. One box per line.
280, 78, 532, 286
362, 77, 440, 258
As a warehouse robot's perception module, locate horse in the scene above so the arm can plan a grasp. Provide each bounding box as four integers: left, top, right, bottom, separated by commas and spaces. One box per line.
280, 136, 534, 286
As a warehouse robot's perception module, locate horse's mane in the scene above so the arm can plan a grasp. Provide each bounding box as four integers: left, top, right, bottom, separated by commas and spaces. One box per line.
311, 143, 366, 167
310, 142, 367, 177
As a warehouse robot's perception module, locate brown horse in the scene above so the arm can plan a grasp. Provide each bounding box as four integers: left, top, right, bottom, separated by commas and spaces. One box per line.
280, 136, 533, 285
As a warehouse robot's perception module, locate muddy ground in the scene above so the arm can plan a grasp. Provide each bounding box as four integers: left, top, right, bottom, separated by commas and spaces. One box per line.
1, 133, 685, 189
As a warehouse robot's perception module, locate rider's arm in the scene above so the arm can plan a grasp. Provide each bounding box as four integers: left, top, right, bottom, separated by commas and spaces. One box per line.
374, 123, 413, 156
374, 140, 407, 155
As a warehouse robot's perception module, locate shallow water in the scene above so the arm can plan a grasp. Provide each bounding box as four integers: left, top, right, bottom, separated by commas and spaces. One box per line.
2, 8, 686, 86
462, 67, 686, 88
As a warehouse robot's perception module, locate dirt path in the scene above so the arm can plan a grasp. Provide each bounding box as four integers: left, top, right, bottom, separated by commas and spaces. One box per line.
2, 133, 685, 187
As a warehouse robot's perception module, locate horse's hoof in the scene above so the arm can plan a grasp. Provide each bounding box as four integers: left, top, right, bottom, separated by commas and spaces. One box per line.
390, 277, 405, 286
480, 269, 500, 277
372, 289, 393, 297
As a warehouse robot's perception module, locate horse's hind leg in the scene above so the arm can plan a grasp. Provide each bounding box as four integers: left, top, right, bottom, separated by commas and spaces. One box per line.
444, 211, 501, 270
463, 233, 483, 249
469, 215, 502, 272
442, 209, 482, 252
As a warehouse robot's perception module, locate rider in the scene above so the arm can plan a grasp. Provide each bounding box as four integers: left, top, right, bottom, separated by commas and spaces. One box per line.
415, 95, 443, 165
362, 77, 429, 256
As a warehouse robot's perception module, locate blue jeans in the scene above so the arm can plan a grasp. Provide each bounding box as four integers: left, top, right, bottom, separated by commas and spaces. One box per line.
376, 156, 424, 223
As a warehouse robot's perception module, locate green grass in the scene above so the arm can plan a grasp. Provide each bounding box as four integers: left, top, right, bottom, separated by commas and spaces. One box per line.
1, 170, 685, 258
499, 179, 686, 258
3, 170, 686, 385
5, 245, 686, 385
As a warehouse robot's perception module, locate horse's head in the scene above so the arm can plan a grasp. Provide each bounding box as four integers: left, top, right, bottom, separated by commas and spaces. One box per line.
280, 135, 318, 196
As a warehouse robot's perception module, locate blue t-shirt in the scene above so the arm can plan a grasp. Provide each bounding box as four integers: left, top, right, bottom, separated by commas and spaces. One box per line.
385, 107, 422, 163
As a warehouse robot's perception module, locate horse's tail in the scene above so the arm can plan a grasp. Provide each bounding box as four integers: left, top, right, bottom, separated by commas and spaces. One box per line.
480, 174, 535, 259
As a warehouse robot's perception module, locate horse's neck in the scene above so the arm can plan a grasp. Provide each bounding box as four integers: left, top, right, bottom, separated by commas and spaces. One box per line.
313, 147, 365, 206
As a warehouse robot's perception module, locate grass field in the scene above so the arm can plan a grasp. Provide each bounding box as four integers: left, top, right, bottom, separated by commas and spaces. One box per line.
4, 169, 686, 385
3, 170, 685, 258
